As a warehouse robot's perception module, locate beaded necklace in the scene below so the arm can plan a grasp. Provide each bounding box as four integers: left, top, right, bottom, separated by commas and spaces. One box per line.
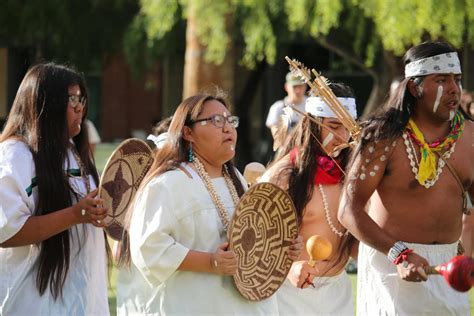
192, 156, 240, 232
318, 184, 348, 238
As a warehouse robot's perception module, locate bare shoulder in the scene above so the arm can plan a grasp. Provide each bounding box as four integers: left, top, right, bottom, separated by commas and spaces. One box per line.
259, 155, 292, 190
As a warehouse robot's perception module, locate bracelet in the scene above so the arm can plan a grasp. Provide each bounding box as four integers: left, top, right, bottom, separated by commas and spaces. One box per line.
387, 241, 409, 263
393, 249, 413, 265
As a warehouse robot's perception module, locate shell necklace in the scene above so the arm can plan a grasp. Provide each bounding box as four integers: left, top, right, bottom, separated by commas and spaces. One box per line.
318, 184, 348, 237
402, 131, 456, 188
192, 156, 239, 231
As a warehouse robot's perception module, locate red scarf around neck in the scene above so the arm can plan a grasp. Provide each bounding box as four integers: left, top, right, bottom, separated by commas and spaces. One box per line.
289, 148, 343, 185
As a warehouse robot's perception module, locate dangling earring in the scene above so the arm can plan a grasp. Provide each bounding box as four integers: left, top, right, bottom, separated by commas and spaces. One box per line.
188, 142, 194, 162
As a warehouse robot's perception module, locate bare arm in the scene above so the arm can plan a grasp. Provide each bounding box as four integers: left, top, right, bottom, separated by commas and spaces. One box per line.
461, 183, 474, 257
1, 190, 106, 248
338, 141, 429, 281
337, 145, 397, 254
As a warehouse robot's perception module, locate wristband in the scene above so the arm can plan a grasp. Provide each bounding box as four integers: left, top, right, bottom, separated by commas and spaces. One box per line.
387, 241, 409, 263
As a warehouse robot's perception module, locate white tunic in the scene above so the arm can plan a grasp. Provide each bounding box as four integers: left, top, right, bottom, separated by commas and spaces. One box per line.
277, 271, 353, 316
0, 140, 109, 315
357, 241, 469, 316
265, 97, 307, 129
117, 166, 278, 315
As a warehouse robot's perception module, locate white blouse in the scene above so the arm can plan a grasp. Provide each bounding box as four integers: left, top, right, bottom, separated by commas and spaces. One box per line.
0, 139, 109, 315
117, 165, 278, 315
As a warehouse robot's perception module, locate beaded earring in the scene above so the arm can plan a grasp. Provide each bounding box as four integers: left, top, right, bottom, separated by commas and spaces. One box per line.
188, 142, 194, 162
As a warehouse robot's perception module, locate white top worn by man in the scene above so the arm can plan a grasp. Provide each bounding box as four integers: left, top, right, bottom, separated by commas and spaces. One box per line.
338, 41, 473, 315
266, 72, 307, 142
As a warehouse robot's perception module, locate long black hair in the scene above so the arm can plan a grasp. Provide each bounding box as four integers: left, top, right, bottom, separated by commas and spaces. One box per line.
358, 41, 458, 149
0, 63, 99, 299
270, 82, 357, 273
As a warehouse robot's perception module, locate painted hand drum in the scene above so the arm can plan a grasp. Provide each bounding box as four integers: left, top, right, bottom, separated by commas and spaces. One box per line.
228, 182, 298, 301
98, 138, 154, 240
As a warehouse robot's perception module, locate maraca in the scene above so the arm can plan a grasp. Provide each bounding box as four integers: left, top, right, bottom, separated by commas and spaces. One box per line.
306, 235, 333, 266
301, 235, 333, 288
425, 255, 474, 292
243, 162, 266, 187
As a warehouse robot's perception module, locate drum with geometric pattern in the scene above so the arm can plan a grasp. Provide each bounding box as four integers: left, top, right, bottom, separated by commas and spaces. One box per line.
228, 182, 298, 301
98, 138, 154, 240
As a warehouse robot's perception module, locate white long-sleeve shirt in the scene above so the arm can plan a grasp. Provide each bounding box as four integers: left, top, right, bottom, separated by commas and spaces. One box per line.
0, 139, 109, 315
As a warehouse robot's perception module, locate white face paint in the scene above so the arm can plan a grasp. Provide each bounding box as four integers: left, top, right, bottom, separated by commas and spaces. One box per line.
449, 110, 455, 121
322, 132, 334, 148
230, 145, 235, 151
433, 85, 443, 113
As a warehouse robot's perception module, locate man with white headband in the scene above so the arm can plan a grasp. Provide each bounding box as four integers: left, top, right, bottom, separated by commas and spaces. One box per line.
260, 82, 358, 316
339, 41, 473, 315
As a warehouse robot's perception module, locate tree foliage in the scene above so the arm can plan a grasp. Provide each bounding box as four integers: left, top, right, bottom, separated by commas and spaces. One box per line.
353, 0, 474, 55
0, 0, 138, 70
130, 0, 474, 70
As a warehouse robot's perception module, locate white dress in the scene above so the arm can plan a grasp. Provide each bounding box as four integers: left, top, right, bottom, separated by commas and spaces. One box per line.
277, 271, 353, 316
357, 241, 469, 316
0, 140, 109, 315
116, 165, 279, 315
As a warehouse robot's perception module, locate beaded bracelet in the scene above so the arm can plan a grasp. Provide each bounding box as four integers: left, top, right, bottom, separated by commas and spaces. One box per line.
387, 241, 409, 263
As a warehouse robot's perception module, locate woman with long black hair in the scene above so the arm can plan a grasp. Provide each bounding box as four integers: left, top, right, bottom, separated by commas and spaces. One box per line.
0, 63, 109, 315
260, 82, 358, 315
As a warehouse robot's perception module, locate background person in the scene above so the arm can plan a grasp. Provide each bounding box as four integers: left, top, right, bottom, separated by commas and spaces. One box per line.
266, 72, 307, 145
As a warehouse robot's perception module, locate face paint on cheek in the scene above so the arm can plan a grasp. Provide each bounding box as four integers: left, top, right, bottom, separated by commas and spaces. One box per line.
322, 132, 334, 147
433, 85, 443, 113
449, 110, 455, 121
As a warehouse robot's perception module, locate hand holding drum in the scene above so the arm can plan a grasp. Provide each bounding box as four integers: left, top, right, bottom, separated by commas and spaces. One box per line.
301, 235, 333, 288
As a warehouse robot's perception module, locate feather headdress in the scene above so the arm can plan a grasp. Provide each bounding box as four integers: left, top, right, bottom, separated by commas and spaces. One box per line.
285, 56, 361, 142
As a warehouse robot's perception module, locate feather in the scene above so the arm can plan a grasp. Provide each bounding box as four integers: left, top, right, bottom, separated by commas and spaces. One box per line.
272, 105, 293, 151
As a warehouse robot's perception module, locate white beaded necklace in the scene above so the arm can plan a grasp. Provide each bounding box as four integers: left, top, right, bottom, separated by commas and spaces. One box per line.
318, 184, 348, 238
402, 131, 456, 188
192, 156, 240, 232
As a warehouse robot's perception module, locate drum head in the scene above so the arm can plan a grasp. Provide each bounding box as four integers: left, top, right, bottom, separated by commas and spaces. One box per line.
228, 182, 298, 301
98, 138, 154, 240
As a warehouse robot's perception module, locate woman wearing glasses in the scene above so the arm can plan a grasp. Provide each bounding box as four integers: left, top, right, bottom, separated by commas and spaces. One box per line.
116, 93, 302, 314
0, 63, 108, 315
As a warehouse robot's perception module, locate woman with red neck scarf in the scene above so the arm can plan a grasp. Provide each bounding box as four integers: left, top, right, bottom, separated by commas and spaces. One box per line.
260, 82, 358, 316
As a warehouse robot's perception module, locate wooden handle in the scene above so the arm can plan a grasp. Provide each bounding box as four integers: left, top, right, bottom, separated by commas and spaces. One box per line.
425, 266, 440, 275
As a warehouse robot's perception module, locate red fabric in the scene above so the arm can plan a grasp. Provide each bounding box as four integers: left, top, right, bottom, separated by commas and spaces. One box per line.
289, 148, 343, 185
393, 249, 414, 265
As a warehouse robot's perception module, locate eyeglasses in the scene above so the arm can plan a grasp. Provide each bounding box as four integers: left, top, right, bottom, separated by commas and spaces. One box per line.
68, 95, 87, 109
190, 114, 239, 129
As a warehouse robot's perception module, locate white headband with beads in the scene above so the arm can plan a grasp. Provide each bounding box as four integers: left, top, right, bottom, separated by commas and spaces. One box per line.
404, 52, 461, 78
305, 97, 357, 119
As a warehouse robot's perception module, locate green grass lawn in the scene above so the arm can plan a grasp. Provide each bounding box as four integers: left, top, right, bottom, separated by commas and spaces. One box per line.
96, 144, 473, 315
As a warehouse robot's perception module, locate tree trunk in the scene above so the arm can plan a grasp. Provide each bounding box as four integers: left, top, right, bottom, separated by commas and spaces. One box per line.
183, 2, 234, 99
234, 62, 267, 168
362, 50, 402, 116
